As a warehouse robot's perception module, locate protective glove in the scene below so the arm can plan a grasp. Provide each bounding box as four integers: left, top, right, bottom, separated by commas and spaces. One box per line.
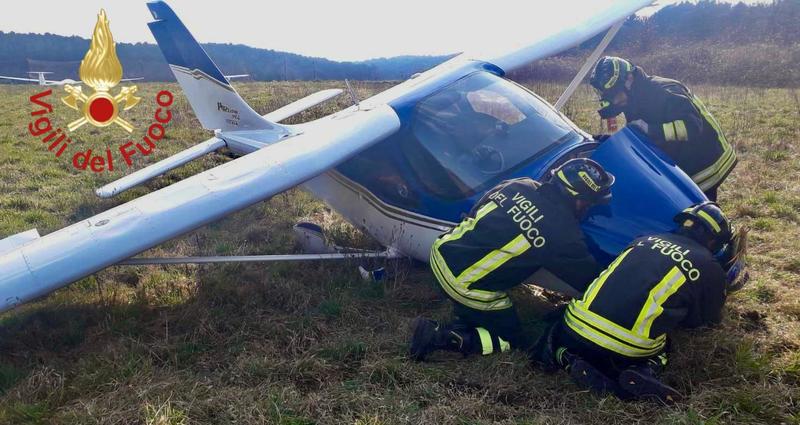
597, 100, 623, 119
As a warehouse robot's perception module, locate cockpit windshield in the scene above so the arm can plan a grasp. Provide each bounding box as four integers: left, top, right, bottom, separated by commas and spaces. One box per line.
404, 72, 582, 199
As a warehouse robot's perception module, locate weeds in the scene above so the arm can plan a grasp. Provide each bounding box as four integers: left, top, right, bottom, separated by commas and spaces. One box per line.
0, 82, 798, 423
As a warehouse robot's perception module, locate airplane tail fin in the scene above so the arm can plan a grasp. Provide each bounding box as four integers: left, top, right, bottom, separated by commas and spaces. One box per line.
147, 1, 285, 132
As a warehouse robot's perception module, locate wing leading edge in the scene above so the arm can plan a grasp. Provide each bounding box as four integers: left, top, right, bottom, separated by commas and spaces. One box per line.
0, 105, 400, 313
472, 0, 653, 74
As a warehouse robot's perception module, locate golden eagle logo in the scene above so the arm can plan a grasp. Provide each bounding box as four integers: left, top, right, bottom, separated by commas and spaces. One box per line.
62, 9, 140, 133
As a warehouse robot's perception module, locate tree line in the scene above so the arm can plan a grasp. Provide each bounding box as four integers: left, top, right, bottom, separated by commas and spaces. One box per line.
1, 1, 798, 86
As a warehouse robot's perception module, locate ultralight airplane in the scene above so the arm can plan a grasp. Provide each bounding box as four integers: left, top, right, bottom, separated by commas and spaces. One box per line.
0, 71, 143, 86
0, 0, 747, 313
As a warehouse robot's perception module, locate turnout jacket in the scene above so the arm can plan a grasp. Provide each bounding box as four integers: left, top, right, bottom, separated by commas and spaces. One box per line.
564, 233, 726, 358
622, 68, 737, 191
430, 178, 600, 311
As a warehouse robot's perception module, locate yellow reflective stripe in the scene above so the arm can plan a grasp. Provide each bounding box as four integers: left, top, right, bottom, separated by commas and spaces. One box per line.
456, 234, 531, 287
632, 267, 687, 338
663, 122, 677, 142
693, 148, 737, 190
437, 202, 498, 245
580, 248, 633, 308
430, 201, 513, 311
476, 327, 493, 355
688, 95, 736, 189
696, 210, 722, 233
431, 251, 507, 302
568, 304, 665, 350
557, 170, 578, 196
498, 337, 511, 352
430, 249, 512, 311
674, 120, 688, 141
605, 59, 620, 89
564, 312, 663, 358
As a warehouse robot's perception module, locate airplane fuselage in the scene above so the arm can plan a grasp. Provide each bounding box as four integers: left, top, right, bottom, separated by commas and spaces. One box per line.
223, 59, 706, 264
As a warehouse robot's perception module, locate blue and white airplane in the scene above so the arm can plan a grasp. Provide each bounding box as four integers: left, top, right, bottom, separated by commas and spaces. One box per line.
0, 0, 745, 313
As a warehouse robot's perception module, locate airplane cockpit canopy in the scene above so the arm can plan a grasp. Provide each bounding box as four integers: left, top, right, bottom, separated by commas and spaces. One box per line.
405, 71, 583, 199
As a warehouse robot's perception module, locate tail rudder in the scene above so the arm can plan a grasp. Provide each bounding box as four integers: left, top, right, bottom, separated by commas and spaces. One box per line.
147, 1, 283, 132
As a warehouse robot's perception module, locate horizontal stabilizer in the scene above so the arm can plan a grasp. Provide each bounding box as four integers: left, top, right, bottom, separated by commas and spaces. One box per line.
96, 137, 227, 198
264, 89, 343, 123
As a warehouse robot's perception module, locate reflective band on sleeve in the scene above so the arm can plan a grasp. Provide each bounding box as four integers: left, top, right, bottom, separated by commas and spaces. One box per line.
674, 120, 688, 141
476, 327, 493, 355
632, 267, 687, 338
696, 210, 722, 233
663, 122, 677, 142
580, 248, 633, 308
688, 95, 737, 190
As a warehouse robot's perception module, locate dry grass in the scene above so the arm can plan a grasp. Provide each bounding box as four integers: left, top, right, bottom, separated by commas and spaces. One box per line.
0, 80, 799, 424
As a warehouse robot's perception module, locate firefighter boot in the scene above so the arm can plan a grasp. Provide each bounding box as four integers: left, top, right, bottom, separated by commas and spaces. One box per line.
557, 348, 625, 396
529, 322, 560, 372
409, 317, 479, 361
618, 358, 682, 404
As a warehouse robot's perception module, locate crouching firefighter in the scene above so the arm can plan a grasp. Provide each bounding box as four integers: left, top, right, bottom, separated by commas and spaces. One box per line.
409, 158, 614, 361
590, 56, 736, 201
535, 202, 741, 404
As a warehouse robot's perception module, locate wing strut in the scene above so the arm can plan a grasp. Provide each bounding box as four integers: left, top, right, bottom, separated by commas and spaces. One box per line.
117, 249, 401, 265
554, 19, 625, 111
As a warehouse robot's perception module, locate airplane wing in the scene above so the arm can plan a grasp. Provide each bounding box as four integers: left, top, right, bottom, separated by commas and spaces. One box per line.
0, 0, 404, 313
225, 74, 249, 79
0, 75, 40, 83
120, 77, 144, 82
0, 104, 399, 313
469, 0, 654, 74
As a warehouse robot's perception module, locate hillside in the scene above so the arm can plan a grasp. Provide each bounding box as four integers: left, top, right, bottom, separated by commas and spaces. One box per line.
1, 1, 799, 86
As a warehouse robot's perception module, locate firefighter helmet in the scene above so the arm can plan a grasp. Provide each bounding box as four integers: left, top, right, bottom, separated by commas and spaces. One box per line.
674, 202, 732, 253
550, 158, 615, 204
590, 56, 633, 96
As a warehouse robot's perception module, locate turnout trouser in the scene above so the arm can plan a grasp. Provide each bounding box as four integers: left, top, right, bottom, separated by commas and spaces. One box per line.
450, 302, 522, 355
430, 241, 524, 355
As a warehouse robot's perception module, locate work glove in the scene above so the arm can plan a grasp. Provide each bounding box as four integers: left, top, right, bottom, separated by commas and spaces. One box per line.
597, 100, 623, 119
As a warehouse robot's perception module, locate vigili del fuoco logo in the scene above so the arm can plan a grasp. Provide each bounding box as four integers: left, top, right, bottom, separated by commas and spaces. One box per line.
26, 9, 175, 173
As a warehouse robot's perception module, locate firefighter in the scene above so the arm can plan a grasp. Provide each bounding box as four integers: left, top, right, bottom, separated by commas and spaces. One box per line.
409, 158, 614, 361
537, 202, 736, 404
590, 56, 736, 201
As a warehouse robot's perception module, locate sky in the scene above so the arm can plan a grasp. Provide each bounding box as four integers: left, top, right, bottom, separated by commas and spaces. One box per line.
0, 0, 774, 61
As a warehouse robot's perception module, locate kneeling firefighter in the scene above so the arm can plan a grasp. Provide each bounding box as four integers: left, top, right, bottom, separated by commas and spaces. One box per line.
409, 158, 614, 361
535, 202, 744, 404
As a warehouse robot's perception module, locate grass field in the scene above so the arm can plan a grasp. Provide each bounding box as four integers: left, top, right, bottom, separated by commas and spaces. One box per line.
0, 80, 799, 424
